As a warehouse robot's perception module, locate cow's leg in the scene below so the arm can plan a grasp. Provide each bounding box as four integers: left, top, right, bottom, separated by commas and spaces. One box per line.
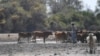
89, 45, 94, 54
32, 36, 36, 43
34, 36, 36, 43
43, 37, 46, 43
55, 37, 57, 43
61, 37, 65, 43
56, 39, 60, 43
27, 37, 30, 43
93, 48, 95, 54
62, 37, 67, 43
62, 39, 65, 43
93, 44, 96, 54
90, 49, 93, 54
18, 37, 21, 43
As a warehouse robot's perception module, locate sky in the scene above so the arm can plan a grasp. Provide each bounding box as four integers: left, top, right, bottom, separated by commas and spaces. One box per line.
46, 0, 97, 14
82, 0, 97, 11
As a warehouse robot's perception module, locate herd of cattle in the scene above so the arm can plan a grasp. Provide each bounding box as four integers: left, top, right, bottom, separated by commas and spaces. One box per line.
17, 30, 100, 43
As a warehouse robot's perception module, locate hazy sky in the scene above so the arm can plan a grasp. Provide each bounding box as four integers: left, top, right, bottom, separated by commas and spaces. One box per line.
82, 0, 97, 11
46, 0, 97, 13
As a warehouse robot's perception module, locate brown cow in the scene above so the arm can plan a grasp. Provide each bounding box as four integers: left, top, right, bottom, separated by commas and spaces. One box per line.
32, 31, 52, 43
18, 32, 32, 43
54, 31, 68, 43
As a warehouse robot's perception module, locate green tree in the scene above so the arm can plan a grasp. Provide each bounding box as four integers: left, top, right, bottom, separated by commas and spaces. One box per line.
0, 0, 46, 33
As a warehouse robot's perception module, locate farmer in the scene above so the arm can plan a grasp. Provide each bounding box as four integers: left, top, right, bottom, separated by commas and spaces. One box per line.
71, 22, 77, 43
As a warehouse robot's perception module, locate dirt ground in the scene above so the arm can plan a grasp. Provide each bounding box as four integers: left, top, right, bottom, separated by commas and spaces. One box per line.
0, 33, 18, 42
0, 43, 100, 56
0, 34, 100, 56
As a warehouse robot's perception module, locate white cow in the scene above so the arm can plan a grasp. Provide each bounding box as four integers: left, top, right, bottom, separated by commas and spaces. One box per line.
86, 33, 97, 54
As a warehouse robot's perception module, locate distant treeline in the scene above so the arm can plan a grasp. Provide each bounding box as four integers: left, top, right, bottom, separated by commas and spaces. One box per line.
0, 0, 100, 33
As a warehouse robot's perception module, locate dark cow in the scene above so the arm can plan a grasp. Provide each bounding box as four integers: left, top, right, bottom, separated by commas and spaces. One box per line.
76, 30, 89, 43
54, 31, 68, 43
94, 31, 100, 43
32, 31, 52, 43
66, 31, 72, 43
18, 32, 32, 43
77, 30, 83, 42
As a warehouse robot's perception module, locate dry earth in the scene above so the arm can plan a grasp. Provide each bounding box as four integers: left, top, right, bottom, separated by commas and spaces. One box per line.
0, 33, 100, 56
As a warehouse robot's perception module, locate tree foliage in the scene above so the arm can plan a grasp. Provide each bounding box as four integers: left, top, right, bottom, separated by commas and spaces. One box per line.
0, 0, 46, 33
0, 0, 99, 33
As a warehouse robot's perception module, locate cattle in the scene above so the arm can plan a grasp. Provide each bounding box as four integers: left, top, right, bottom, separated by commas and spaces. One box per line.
66, 31, 72, 43
94, 31, 100, 43
86, 33, 97, 54
54, 31, 68, 43
77, 30, 83, 42
32, 31, 52, 43
18, 32, 32, 43
76, 30, 89, 43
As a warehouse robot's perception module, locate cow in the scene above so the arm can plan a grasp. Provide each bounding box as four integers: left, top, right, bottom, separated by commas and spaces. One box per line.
77, 30, 83, 42
18, 32, 32, 43
66, 31, 72, 43
76, 30, 89, 43
54, 31, 68, 43
32, 31, 52, 43
94, 31, 100, 43
86, 33, 97, 54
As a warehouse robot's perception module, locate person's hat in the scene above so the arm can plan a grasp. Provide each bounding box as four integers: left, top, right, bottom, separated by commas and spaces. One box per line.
71, 22, 75, 25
